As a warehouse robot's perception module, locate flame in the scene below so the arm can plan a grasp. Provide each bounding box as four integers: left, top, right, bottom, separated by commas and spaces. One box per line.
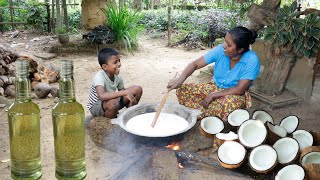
165, 143, 181, 151
178, 163, 184, 169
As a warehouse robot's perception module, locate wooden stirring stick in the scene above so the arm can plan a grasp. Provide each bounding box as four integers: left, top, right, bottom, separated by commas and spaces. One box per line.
151, 72, 178, 128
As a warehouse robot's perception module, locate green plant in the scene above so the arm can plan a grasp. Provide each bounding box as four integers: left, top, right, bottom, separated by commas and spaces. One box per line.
102, 5, 144, 51
56, 26, 67, 34
263, 2, 320, 58
21, 1, 46, 29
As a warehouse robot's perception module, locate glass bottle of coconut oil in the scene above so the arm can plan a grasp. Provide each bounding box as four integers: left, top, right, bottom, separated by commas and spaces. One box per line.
7, 60, 41, 179
52, 60, 86, 179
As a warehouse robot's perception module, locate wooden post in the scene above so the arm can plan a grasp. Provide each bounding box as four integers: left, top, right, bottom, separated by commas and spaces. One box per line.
9, 0, 14, 30
167, 0, 172, 46
62, 0, 68, 32
52, 0, 55, 32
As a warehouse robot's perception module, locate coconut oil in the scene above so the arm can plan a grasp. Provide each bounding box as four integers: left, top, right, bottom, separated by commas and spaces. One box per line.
7, 60, 41, 179
52, 60, 86, 179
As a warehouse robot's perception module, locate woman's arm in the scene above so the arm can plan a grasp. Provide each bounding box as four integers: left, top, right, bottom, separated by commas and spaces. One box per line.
202, 79, 252, 108
167, 56, 207, 90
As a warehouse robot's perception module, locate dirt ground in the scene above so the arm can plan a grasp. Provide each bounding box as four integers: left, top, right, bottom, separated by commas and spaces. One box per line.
0, 31, 319, 179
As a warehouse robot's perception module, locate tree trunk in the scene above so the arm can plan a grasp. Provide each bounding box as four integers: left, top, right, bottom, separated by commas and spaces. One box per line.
62, 0, 69, 32
56, 0, 62, 29
81, 0, 109, 30
256, 47, 296, 96
247, 0, 281, 31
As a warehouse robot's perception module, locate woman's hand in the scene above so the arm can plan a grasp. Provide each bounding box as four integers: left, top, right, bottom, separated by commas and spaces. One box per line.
202, 93, 216, 108
167, 77, 184, 91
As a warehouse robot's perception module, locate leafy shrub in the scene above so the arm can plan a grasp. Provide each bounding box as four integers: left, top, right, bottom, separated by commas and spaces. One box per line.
83, 25, 115, 44
263, 2, 320, 58
68, 9, 82, 31
102, 5, 144, 51
21, 1, 47, 29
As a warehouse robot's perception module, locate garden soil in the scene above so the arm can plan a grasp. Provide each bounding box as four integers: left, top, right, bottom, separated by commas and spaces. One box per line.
0, 32, 319, 179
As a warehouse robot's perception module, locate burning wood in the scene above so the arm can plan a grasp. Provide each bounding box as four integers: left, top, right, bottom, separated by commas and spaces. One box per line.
165, 142, 181, 151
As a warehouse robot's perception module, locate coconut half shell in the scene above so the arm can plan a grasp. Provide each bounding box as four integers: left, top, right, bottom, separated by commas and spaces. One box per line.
275, 164, 305, 180
249, 145, 278, 174
300, 146, 320, 165
238, 120, 267, 148
279, 115, 299, 134
310, 131, 320, 146
200, 116, 224, 138
227, 109, 249, 127
214, 131, 238, 147
292, 130, 313, 151
266, 122, 287, 145
217, 141, 246, 169
252, 110, 273, 124
300, 146, 320, 180
273, 137, 299, 165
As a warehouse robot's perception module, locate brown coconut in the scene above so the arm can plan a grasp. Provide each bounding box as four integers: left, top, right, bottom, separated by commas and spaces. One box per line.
34, 82, 51, 98
199, 116, 224, 138
310, 131, 320, 146
248, 145, 278, 174
266, 122, 287, 145
217, 141, 246, 169
214, 131, 238, 147
300, 146, 320, 180
50, 87, 59, 98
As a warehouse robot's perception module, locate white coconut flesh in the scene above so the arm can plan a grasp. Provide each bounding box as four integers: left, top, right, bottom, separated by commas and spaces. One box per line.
218, 141, 246, 165
216, 131, 238, 141
301, 152, 320, 165
273, 137, 299, 164
252, 110, 273, 124
249, 145, 277, 171
227, 109, 249, 126
238, 120, 267, 148
201, 116, 224, 135
267, 123, 287, 137
275, 164, 305, 180
292, 130, 313, 151
280, 116, 299, 134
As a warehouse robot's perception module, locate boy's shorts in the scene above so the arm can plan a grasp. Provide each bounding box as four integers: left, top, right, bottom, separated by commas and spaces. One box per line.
89, 97, 125, 117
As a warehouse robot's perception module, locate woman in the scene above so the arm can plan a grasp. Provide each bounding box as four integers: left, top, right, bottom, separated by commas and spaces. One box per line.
167, 26, 260, 120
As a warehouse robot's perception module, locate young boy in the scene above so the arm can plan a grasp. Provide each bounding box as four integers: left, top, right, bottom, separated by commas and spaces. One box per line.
87, 48, 143, 118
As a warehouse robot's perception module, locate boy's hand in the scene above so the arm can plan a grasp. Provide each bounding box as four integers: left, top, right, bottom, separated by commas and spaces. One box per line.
125, 90, 137, 105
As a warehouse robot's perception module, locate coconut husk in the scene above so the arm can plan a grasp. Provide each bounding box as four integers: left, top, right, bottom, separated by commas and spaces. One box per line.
310, 131, 320, 146
218, 157, 245, 169
279, 115, 299, 134
266, 122, 286, 145
303, 164, 320, 180
214, 133, 238, 147
300, 146, 320, 164
198, 126, 214, 138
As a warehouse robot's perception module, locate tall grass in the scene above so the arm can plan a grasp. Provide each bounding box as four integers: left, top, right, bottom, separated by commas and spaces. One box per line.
102, 5, 144, 51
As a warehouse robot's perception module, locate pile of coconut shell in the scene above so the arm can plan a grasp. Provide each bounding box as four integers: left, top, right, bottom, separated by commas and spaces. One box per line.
200, 109, 320, 180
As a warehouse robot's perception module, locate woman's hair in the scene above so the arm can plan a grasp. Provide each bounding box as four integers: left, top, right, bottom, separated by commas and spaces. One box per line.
228, 26, 258, 53
98, 48, 119, 67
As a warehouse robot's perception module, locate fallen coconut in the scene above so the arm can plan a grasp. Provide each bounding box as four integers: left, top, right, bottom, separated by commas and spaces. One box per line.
266, 122, 287, 145
227, 109, 249, 129
34, 82, 51, 98
300, 146, 320, 180
199, 116, 224, 138
217, 141, 246, 169
273, 137, 299, 165
279, 115, 299, 134
292, 130, 313, 151
249, 145, 278, 174
275, 164, 305, 180
50, 87, 59, 98
252, 110, 273, 124
214, 131, 238, 147
238, 120, 267, 148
